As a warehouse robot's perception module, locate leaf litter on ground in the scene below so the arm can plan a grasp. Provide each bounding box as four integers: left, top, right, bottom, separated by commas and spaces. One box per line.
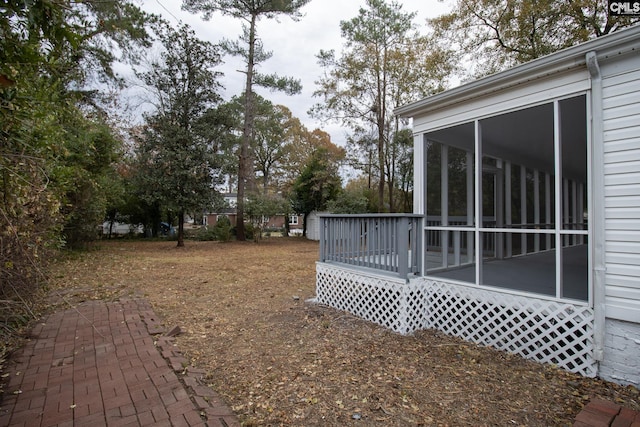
43, 238, 639, 426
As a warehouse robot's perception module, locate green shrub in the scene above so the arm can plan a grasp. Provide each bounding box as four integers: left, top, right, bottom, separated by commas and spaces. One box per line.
213, 217, 233, 242
244, 222, 257, 241
188, 226, 217, 241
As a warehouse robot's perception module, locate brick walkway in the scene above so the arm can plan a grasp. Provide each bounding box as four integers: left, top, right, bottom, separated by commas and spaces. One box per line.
3, 298, 638, 427
0, 298, 239, 427
573, 398, 640, 427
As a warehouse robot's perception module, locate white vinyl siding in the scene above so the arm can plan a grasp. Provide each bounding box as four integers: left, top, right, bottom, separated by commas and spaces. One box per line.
602, 56, 640, 322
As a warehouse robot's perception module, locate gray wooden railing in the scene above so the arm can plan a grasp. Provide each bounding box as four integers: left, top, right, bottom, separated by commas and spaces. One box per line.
319, 214, 422, 280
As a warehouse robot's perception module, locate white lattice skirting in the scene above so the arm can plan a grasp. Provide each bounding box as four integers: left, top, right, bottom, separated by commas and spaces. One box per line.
316, 262, 597, 377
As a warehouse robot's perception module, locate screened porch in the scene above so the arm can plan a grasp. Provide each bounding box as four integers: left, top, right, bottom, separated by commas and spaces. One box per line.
319, 94, 590, 303
423, 94, 590, 302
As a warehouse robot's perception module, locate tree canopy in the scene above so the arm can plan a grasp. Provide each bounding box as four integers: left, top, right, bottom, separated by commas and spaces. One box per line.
311, 0, 454, 212
1, 0, 154, 350
291, 148, 342, 237
1, 0, 153, 249
182, 0, 310, 240
430, 0, 640, 78
133, 23, 226, 247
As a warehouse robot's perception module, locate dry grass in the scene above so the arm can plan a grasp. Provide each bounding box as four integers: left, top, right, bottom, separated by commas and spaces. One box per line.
46, 238, 639, 426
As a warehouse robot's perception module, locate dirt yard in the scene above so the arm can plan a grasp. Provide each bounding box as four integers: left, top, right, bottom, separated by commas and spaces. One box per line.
46, 238, 639, 426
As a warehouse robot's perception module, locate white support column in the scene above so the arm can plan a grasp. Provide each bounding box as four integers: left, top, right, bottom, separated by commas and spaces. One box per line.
441, 144, 449, 268
453, 231, 461, 266
466, 151, 474, 263
564, 178, 570, 247
505, 162, 512, 258
416, 134, 426, 275
521, 166, 527, 255
413, 134, 425, 215
534, 169, 540, 252
554, 100, 563, 299
572, 180, 578, 245
496, 160, 505, 259
545, 173, 552, 249
578, 182, 585, 244
475, 120, 483, 285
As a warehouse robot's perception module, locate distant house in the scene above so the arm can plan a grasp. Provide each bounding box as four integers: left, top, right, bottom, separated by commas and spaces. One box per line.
315, 25, 640, 387
204, 193, 239, 227
204, 193, 303, 235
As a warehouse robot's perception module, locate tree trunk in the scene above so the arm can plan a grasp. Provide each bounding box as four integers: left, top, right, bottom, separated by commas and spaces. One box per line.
236, 13, 258, 242
177, 210, 185, 247
377, 118, 385, 212
302, 211, 309, 238
284, 215, 290, 236
376, 59, 387, 212
387, 147, 396, 213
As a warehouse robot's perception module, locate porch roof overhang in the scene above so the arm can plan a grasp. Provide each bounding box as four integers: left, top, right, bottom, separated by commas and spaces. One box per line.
395, 24, 640, 119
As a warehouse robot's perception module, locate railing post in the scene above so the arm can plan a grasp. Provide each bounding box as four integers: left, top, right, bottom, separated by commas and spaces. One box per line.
412, 216, 422, 275
418, 216, 424, 275
398, 216, 409, 280
319, 216, 326, 262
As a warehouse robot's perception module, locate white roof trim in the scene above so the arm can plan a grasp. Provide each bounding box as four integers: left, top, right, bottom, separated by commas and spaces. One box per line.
395, 24, 640, 118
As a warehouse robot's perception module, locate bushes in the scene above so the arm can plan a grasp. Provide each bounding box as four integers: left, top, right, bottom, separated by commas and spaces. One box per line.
184, 219, 232, 242
213, 217, 233, 242
170, 218, 289, 242
185, 226, 215, 241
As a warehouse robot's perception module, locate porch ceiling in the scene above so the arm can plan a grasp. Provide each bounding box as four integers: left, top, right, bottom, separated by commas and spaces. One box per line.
425, 96, 587, 182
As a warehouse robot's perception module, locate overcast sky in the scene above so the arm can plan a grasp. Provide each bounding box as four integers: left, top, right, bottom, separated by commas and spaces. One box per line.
132, 0, 454, 145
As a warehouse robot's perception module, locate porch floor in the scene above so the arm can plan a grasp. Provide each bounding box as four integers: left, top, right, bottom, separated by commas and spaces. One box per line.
428, 245, 588, 301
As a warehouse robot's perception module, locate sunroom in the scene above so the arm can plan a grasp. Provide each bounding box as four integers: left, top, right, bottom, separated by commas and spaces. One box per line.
317, 94, 596, 377
421, 94, 588, 302
315, 25, 640, 384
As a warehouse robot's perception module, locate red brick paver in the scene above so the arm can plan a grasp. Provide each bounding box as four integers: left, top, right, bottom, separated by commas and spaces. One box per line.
573, 398, 640, 427
0, 299, 239, 427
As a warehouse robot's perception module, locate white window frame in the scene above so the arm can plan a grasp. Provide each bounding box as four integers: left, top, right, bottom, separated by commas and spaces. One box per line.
423, 93, 592, 305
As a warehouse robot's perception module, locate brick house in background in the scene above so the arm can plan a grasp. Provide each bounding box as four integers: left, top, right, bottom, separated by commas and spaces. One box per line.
204, 193, 239, 227
204, 193, 303, 235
